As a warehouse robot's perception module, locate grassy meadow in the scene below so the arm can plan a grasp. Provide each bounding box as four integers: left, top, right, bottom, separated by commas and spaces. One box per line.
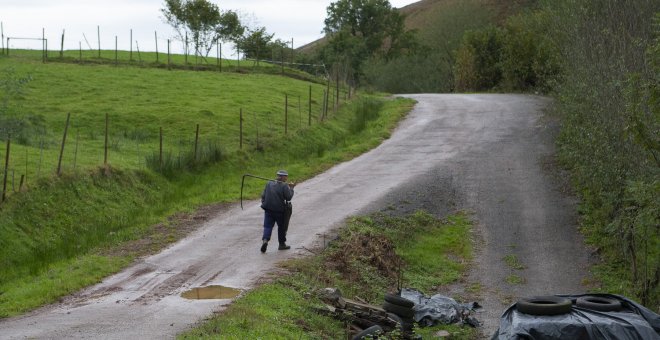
0, 52, 415, 317
1, 52, 330, 182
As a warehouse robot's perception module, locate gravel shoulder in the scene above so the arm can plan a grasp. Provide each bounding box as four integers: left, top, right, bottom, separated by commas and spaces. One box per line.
0, 94, 592, 339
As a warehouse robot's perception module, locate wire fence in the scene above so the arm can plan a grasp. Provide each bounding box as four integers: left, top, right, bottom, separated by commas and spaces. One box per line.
0, 80, 353, 204
0, 24, 328, 77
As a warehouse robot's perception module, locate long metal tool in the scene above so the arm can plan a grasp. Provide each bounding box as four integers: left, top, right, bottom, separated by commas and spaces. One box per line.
240, 173, 285, 209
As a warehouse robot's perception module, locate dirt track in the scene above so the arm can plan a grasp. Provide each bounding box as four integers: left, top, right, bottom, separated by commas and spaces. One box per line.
0, 94, 591, 339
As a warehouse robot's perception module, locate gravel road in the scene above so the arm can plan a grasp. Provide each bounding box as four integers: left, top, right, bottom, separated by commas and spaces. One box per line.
0, 94, 591, 339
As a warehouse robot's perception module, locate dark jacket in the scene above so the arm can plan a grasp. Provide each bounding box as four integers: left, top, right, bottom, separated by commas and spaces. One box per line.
261, 181, 294, 212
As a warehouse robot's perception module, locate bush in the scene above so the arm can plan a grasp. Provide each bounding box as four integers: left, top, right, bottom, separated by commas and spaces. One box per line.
550, 0, 660, 307
349, 97, 384, 133
363, 52, 453, 93
454, 26, 503, 92
499, 9, 562, 92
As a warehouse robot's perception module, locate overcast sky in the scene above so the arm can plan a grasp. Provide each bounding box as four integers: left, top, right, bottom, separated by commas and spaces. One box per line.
1, 0, 418, 56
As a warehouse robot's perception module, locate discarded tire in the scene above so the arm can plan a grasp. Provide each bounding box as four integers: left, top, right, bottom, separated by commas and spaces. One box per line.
387, 312, 404, 331
516, 296, 572, 316
383, 301, 415, 318
352, 325, 383, 340
400, 316, 415, 332
576, 296, 623, 312
384, 293, 415, 308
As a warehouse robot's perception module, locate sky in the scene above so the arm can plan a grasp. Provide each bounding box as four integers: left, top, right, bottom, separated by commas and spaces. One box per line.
1, 0, 418, 56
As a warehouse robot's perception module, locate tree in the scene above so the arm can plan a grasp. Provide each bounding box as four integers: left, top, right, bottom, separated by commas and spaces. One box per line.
323, 0, 411, 79
162, 0, 244, 57
236, 27, 274, 60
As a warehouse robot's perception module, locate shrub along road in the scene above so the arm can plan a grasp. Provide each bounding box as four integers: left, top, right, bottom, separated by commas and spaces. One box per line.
0, 94, 590, 339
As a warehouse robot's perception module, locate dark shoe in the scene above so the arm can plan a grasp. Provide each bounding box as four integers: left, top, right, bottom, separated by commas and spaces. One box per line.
278, 243, 291, 250
260, 240, 268, 253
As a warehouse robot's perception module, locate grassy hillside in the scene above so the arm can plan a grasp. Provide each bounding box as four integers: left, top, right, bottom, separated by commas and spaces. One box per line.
0, 54, 415, 317
298, 0, 532, 93
0, 54, 327, 178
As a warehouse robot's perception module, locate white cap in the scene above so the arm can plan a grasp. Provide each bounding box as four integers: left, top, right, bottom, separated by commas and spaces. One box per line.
276, 170, 288, 176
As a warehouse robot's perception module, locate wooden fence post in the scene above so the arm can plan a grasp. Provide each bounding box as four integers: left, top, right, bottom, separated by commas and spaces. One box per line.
60, 29, 65, 58
42, 28, 46, 63
308, 85, 312, 126
2, 136, 10, 202
115, 36, 118, 65
336, 68, 340, 111
24, 144, 28, 187
159, 127, 163, 169
326, 90, 330, 119
104, 113, 109, 165
239, 108, 243, 149
155, 31, 159, 63
130, 29, 133, 61
97, 25, 101, 58
285, 94, 288, 135
57, 113, 70, 176
194, 124, 199, 163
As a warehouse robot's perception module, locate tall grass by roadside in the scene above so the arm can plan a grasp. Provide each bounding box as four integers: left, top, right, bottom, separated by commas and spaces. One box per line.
179, 211, 476, 339
349, 97, 384, 133
145, 140, 225, 178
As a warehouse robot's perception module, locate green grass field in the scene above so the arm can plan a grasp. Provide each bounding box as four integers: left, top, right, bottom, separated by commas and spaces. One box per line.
0, 53, 332, 185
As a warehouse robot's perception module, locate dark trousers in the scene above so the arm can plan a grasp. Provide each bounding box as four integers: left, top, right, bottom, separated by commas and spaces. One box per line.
262, 210, 288, 244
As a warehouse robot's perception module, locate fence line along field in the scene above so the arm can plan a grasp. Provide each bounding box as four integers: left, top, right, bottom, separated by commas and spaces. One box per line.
1, 25, 327, 79
0, 54, 348, 202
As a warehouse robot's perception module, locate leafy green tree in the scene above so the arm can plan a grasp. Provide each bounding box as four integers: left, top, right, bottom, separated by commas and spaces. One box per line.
162, 0, 244, 57
323, 0, 411, 79
236, 27, 274, 60
454, 27, 503, 92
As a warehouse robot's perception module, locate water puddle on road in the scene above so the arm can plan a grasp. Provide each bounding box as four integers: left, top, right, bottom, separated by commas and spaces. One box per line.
181, 286, 241, 300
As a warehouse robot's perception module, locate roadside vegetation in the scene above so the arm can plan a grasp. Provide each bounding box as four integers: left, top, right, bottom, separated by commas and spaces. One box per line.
180, 211, 477, 339
300, 0, 659, 311
449, 1, 660, 309
0, 53, 414, 317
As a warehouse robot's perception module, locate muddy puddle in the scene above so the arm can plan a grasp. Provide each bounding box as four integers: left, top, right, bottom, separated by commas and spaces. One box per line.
181, 286, 241, 300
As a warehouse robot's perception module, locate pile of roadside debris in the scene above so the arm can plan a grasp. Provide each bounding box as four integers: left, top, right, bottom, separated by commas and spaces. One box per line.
316, 287, 480, 339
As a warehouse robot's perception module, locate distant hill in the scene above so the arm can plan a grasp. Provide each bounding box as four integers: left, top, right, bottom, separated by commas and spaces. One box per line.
298, 0, 532, 54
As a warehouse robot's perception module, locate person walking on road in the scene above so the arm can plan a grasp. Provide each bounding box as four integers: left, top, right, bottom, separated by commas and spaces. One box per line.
260, 170, 295, 253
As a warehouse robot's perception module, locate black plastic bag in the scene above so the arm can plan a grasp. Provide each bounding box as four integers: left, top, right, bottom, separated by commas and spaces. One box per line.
493, 294, 660, 340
